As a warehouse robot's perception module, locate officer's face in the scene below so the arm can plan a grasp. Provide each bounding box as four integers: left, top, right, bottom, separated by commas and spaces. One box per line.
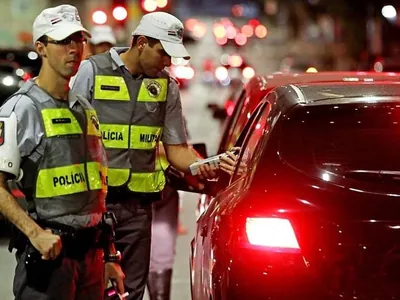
36, 32, 85, 79
138, 39, 172, 78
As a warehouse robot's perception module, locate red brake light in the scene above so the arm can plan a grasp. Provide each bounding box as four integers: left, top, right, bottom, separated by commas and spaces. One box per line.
22, 72, 32, 81
246, 218, 300, 251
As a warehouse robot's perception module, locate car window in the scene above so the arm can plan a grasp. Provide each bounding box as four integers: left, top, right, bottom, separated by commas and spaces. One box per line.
226, 94, 252, 150
280, 101, 400, 191
212, 100, 269, 195
219, 89, 246, 151
230, 101, 271, 184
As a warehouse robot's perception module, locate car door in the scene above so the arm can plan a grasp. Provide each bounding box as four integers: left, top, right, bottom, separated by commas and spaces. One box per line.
196, 97, 275, 299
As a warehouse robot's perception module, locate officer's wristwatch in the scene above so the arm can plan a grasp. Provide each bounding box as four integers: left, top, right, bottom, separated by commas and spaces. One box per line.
104, 251, 122, 264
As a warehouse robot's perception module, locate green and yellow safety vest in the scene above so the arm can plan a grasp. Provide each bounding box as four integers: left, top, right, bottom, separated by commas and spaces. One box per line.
89, 53, 169, 193
13, 80, 108, 227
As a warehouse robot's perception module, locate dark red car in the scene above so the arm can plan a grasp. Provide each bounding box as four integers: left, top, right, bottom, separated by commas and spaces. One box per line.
197, 72, 400, 217
191, 81, 400, 299
219, 71, 400, 153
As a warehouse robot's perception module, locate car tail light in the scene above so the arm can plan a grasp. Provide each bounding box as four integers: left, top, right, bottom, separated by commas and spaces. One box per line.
242, 67, 255, 79
22, 72, 32, 81
226, 26, 237, 39
234, 33, 247, 46
215, 66, 228, 81
255, 25, 268, 39
216, 36, 228, 46
185, 18, 198, 31
241, 24, 254, 37
246, 218, 300, 250
228, 55, 243, 67
213, 24, 226, 39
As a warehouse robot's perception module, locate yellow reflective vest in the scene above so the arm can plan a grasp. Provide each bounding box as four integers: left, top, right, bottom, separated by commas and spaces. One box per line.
89, 53, 168, 193
12, 81, 107, 224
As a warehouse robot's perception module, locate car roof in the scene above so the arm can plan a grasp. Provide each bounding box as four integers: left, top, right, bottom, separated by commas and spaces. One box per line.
264, 71, 400, 85
246, 72, 400, 95
278, 82, 400, 106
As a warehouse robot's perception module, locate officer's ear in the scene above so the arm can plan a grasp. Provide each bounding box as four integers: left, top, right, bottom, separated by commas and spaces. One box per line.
136, 36, 148, 51
35, 40, 47, 59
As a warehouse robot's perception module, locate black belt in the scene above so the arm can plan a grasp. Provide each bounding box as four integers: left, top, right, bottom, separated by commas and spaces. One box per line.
36, 219, 102, 252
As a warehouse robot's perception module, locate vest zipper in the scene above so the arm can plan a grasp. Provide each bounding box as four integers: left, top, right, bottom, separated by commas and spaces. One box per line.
81, 108, 91, 191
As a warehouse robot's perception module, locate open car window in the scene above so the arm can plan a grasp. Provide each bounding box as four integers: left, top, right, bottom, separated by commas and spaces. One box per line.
230, 100, 271, 184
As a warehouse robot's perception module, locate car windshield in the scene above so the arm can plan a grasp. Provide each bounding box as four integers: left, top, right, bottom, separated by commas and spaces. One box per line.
280, 101, 400, 186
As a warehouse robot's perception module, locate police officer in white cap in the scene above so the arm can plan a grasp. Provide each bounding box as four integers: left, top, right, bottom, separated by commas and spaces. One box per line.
71, 11, 239, 300
87, 25, 117, 57
0, 5, 124, 299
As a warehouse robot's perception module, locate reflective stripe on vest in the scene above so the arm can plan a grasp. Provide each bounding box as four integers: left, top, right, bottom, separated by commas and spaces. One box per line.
42, 108, 101, 137
106, 169, 165, 192
155, 143, 169, 171
94, 76, 130, 101
42, 108, 82, 137
90, 54, 168, 193
127, 172, 166, 193
100, 124, 162, 150
137, 79, 168, 102
38, 108, 107, 197
36, 161, 105, 198
94, 76, 168, 103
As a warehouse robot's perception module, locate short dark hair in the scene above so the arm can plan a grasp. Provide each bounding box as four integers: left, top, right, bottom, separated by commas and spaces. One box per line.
37, 35, 49, 46
131, 35, 159, 48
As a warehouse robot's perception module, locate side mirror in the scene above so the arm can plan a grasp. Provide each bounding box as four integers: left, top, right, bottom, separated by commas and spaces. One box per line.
191, 143, 208, 158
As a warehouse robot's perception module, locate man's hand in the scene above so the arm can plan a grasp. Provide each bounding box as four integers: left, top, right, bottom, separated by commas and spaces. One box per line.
105, 262, 125, 296
28, 229, 62, 260
197, 163, 218, 180
219, 147, 241, 176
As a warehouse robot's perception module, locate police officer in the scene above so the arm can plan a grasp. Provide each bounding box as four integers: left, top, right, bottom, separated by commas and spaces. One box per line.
87, 25, 117, 58
0, 5, 124, 299
71, 11, 238, 300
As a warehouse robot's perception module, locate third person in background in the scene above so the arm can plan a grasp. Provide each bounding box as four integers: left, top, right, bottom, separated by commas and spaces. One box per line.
85, 25, 116, 58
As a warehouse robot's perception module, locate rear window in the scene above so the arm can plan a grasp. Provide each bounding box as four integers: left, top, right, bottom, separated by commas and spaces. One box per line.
280, 102, 400, 186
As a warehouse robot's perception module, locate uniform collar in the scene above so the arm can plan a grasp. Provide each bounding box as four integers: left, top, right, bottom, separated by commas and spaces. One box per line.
68, 92, 79, 109
26, 79, 77, 109
109, 47, 130, 71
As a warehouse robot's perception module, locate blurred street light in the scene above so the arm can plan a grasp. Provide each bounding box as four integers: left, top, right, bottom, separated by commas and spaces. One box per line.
382, 5, 397, 19
113, 6, 128, 21
92, 10, 107, 25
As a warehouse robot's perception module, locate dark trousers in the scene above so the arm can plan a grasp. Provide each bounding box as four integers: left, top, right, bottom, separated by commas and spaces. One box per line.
13, 247, 104, 300
107, 198, 153, 300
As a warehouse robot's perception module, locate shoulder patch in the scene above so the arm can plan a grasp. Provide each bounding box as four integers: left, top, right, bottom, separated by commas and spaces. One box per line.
0, 121, 4, 145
